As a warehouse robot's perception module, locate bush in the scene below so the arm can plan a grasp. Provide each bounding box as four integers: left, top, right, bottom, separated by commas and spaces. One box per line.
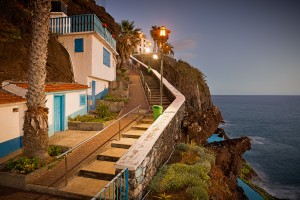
96, 103, 114, 120
48, 146, 62, 157
6, 157, 44, 174
103, 94, 128, 103
186, 186, 209, 200
69, 114, 105, 122
149, 163, 210, 195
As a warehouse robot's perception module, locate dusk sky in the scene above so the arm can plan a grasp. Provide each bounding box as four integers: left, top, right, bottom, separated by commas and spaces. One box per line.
100, 0, 300, 95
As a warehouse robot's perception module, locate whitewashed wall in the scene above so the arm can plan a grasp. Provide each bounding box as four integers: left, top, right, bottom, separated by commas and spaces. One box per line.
91, 35, 116, 82
58, 33, 93, 85
47, 90, 87, 136
0, 102, 26, 158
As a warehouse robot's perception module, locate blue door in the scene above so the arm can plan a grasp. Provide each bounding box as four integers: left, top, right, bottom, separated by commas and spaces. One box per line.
54, 95, 64, 132
91, 81, 96, 110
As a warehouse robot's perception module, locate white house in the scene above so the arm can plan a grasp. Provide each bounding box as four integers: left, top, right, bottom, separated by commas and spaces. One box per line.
0, 90, 26, 161
50, 10, 118, 110
135, 32, 152, 54
2, 82, 89, 137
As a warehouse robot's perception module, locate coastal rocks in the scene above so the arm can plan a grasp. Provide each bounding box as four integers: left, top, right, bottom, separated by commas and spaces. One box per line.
206, 137, 251, 200
182, 106, 223, 144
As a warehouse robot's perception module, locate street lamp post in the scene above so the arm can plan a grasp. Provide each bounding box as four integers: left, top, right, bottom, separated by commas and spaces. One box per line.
155, 26, 171, 106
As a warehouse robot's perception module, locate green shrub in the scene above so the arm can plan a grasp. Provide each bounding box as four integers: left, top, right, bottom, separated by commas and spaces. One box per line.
175, 143, 189, 152
150, 163, 210, 194
96, 103, 114, 120
48, 146, 62, 157
186, 186, 209, 200
68, 114, 105, 122
103, 94, 128, 103
6, 157, 44, 174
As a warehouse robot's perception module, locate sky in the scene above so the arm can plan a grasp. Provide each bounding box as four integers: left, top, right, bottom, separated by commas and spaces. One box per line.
98, 0, 300, 95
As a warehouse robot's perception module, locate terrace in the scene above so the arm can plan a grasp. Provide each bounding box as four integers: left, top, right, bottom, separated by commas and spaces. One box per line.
50, 14, 116, 50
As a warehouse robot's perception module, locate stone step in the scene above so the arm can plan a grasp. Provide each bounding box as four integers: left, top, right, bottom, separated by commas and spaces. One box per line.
111, 138, 137, 149
79, 160, 115, 180
139, 118, 154, 124
131, 123, 151, 130
97, 147, 127, 162
60, 176, 110, 198
122, 129, 144, 139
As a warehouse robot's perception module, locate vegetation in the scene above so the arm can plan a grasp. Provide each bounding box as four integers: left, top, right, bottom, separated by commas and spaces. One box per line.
69, 104, 116, 122
239, 161, 278, 200
117, 20, 141, 68
149, 143, 215, 200
48, 146, 62, 157
103, 94, 128, 103
6, 157, 45, 174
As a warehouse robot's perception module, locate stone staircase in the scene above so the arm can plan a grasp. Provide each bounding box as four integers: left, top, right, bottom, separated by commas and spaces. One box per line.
143, 72, 172, 110
60, 116, 154, 199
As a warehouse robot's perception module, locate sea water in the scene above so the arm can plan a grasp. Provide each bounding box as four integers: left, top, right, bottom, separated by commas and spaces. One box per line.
212, 95, 300, 200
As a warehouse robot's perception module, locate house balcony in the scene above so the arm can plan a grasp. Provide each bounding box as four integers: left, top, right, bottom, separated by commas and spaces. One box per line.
50, 14, 116, 50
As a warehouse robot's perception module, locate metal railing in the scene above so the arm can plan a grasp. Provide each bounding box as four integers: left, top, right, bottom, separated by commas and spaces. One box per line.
91, 168, 129, 200
55, 105, 141, 186
50, 14, 116, 50
139, 70, 152, 106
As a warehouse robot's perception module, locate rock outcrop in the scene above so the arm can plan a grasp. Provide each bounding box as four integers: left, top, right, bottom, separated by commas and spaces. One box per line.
206, 137, 251, 200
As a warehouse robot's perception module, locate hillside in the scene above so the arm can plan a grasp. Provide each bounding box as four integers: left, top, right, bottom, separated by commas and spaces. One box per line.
0, 0, 119, 84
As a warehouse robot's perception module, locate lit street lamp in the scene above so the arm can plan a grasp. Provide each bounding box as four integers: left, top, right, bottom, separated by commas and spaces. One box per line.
155, 26, 171, 106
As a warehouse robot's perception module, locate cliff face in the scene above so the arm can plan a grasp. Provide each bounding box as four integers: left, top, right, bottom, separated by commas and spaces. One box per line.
62, 0, 120, 36
207, 137, 251, 200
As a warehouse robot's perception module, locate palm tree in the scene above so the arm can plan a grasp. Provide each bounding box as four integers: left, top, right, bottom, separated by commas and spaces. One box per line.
116, 20, 141, 68
150, 25, 159, 53
23, 0, 51, 160
164, 43, 174, 56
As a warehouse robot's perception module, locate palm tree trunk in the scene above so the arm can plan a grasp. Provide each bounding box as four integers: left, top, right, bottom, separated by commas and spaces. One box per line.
23, 0, 51, 160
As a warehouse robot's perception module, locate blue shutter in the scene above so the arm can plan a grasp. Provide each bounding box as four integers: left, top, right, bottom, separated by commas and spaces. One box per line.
75, 38, 84, 52
80, 94, 86, 106
103, 47, 111, 67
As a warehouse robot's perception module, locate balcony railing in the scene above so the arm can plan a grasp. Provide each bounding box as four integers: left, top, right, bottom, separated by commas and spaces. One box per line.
50, 14, 116, 50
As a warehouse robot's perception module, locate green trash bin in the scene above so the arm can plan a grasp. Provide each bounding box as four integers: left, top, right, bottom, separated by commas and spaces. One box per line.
152, 105, 163, 120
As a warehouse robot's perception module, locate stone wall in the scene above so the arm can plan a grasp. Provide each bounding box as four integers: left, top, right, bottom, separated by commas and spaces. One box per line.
115, 56, 185, 199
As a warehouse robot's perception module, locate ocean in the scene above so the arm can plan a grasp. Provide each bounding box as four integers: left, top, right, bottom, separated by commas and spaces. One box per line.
212, 95, 300, 200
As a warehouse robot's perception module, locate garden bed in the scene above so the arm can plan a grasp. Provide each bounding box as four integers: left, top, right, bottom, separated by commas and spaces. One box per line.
68, 120, 112, 131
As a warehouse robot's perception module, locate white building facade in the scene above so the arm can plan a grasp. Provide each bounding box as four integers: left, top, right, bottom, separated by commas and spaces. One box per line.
2, 82, 89, 138
50, 13, 118, 110
0, 91, 26, 161
135, 33, 152, 54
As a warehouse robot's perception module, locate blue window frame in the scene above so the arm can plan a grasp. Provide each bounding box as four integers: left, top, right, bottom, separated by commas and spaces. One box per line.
103, 47, 111, 67
74, 38, 84, 52
80, 94, 86, 106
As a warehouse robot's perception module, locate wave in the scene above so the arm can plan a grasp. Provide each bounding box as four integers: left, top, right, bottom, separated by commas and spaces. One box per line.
249, 136, 271, 145
253, 179, 300, 200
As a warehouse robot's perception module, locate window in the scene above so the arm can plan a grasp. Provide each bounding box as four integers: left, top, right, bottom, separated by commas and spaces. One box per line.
80, 94, 86, 106
74, 38, 84, 52
103, 47, 111, 67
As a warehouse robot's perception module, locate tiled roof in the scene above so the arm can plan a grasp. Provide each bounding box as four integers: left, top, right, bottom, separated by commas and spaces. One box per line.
15, 83, 89, 92
0, 89, 26, 105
